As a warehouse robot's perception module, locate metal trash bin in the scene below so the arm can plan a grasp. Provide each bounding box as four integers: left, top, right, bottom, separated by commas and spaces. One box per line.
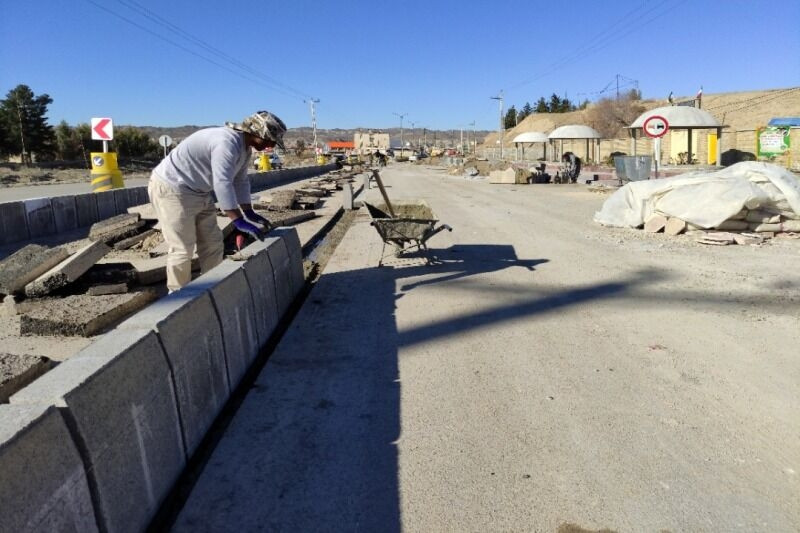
614, 156, 652, 182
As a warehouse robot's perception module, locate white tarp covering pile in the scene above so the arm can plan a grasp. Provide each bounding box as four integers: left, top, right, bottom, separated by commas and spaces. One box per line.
594, 162, 800, 229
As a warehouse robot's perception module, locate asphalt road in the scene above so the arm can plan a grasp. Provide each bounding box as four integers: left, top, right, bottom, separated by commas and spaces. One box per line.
171, 164, 800, 532
0, 177, 150, 201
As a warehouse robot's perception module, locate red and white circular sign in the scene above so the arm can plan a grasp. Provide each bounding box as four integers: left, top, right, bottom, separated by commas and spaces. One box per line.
643, 115, 669, 138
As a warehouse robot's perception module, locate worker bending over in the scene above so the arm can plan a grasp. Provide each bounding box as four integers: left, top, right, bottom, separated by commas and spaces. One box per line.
148, 110, 287, 291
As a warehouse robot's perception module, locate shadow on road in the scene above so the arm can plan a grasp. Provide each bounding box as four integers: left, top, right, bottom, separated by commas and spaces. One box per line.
171, 246, 668, 532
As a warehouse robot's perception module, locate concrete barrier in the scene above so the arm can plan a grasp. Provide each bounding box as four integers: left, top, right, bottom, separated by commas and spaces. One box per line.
95, 191, 117, 221
264, 236, 294, 316
10, 329, 184, 533
51, 195, 79, 233
119, 291, 229, 456
0, 163, 336, 246
0, 201, 29, 245
184, 261, 259, 389
0, 404, 98, 532
24, 198, 56, 238
272, 227, 305, 296
75, 193, 100, 228
240, 240, 280, 346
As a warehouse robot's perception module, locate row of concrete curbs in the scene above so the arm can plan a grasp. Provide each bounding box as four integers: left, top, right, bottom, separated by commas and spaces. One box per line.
0, 164, 339, 246
0, 227, 305, 533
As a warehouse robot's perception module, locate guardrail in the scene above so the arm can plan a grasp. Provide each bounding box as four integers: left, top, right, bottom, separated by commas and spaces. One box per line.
0, 164, 338, 247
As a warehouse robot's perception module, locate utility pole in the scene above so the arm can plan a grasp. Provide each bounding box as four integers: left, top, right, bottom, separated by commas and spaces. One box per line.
459, 126, 464, 155
409, 121, 416, 149
490, 90, 504, 160
16, 103, 27, 165
306, 98, 320, 153
393, 112, 407, 156
468, 121, 475, 154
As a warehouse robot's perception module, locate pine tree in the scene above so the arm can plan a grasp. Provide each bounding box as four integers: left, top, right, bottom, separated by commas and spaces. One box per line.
535, 97, 549, 113
504, 105, 517, 129
0, 85, 56, 162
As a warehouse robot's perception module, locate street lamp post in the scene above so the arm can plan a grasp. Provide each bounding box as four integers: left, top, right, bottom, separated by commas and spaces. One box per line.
306, 98, 320, 154
490, 91, 504, 160
393, 112, 407, 156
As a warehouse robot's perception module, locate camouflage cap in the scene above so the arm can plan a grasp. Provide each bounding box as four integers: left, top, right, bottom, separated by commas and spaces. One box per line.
227, 110, 287, 150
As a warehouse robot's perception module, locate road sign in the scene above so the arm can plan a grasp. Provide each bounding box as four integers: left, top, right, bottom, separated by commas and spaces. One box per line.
643, 115, 669, 138
158, 135, 173, 148
91, 117, 114, 141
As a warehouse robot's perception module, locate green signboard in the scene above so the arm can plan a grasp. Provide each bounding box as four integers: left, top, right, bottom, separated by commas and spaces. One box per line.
757, 126, 790, 157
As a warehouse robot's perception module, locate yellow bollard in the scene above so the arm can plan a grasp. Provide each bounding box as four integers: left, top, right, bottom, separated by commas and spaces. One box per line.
316, 154, 327, 165
258, 153, 271, 171
90, 152, 124, 192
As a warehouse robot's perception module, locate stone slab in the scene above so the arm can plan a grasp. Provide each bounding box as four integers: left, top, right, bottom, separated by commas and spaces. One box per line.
24, 198, 56, 238
0, 353, 53, 403
239, 240, 279, 345
118, 291, 229, 455
88, 213, 141, 241
0, 201, 30, 245
26, 240, 111, 298
86, 283, 128, 296
75, 193, 99, 228
342, 183, 354, 210
272, 227, 305, 298
95, 191, 117, 221
113, 229, 156, 250
51, 195, 79, 233
186, 261, 259, 388
11, 329, 184, 533
0, 244, 70, 295
19, 290, 156, 337
0, 404, 98, 532
127, 203, 158, 220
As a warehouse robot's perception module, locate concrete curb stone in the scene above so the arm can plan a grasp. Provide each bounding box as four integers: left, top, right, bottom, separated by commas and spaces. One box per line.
0, 404, 98, 532
240, 240, 279, 346
24, 198, 56, 238
10, 329, 185, 533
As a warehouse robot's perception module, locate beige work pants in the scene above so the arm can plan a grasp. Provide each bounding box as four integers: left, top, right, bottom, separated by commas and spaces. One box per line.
148, 178, 224, 292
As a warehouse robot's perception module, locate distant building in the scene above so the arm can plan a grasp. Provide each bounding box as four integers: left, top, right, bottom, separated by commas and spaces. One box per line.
354, 132, 390, 154
327, 140, 355, 154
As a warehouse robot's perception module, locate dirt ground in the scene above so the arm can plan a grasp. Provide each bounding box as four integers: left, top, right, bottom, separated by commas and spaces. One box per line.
0, 164, 151, 188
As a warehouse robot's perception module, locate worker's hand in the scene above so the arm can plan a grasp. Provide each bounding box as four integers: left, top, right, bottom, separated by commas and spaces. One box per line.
243, 208, 270, 230
233, 218, 264, 241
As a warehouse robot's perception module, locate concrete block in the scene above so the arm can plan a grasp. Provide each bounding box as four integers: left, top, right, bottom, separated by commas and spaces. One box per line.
95, 191, 117, 220
75, 193, 99, 228
343, 182, 354, 210
0, 353, 53, 403
112, 188, 130, 215
272, 227, 304, 298
113, 229, 156, 250
19, 290, 156, 337
136, 186, 151, 206
24, 198, 56, 238
126, 187, 144, 209
11, 329, 185, 533
186, 261, 259, 387
0, 201, 30, 245
85, 283, 128, 296
26, 240, 111, 297
127, 203, 158, 220
240, 241, 279, 345
0, 404, 98, 532
264, 236, 293, 316
0, 244, 70, 295
118, 291, 229, 455
51, 195, 79, 233
88, 213, 140, 240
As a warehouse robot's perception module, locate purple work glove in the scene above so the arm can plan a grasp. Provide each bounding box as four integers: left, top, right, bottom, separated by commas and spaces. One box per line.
243, 208, 270, 229
233, 218, 263, 240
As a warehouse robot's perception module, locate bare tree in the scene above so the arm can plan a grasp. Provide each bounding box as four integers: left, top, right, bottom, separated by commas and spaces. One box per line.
586, 92, 645, 139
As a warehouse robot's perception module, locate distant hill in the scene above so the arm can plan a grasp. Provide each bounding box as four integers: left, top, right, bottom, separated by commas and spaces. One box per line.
129, 125, 491, 149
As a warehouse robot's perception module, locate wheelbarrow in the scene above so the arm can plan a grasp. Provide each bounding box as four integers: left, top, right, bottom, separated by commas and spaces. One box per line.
364, 201, 452, 266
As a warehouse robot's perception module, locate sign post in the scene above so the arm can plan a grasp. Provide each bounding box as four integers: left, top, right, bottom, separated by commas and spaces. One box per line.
158, 135, 173, 157
643, 115, 669, 179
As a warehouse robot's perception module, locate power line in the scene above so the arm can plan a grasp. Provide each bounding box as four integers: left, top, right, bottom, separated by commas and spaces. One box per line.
84, 0, 313, 102
507, 0, 683, 93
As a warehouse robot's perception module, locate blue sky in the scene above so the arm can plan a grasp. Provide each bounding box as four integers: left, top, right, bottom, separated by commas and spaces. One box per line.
2, 0, 798, 131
